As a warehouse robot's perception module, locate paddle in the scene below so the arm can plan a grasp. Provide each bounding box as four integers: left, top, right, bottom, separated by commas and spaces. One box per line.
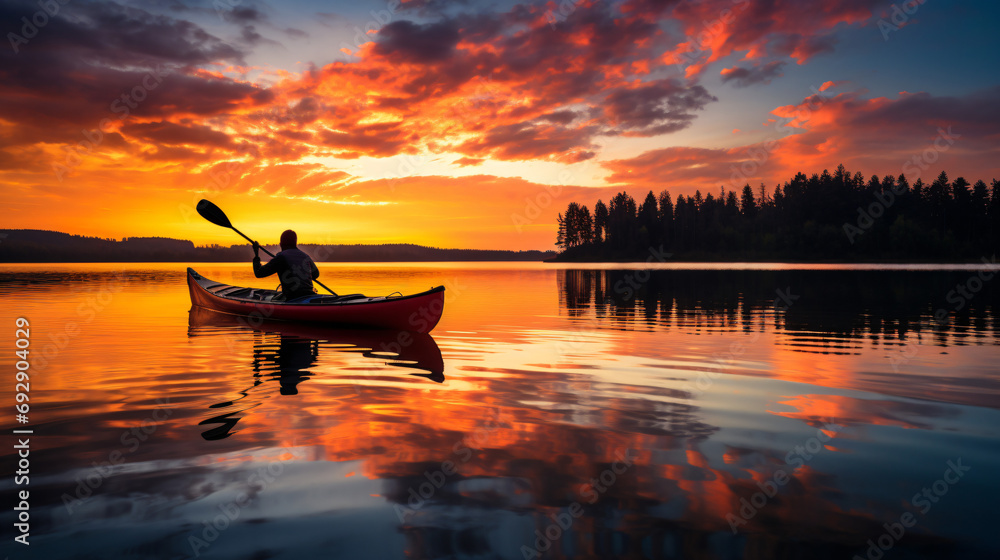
196, 199, 338, 296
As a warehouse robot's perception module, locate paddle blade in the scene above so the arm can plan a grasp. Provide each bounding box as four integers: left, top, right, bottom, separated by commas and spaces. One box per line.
196, 199, 233, 228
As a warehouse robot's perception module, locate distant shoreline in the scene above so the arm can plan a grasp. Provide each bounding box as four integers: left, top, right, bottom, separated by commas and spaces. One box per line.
0, 229, 557, 263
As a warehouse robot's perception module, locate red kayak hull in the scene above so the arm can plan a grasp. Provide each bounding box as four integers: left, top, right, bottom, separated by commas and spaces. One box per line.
186, 268, 445, 333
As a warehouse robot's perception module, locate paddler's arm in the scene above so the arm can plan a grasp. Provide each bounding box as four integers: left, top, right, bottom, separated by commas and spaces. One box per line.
252, 242, 282, 278
310, 260, 319, 280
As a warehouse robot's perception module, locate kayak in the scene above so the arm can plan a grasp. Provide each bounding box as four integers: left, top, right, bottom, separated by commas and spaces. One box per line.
186, 268, 445, 333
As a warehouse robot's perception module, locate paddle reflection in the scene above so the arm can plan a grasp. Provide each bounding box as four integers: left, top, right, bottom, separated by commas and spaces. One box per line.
187, 307, 445, 440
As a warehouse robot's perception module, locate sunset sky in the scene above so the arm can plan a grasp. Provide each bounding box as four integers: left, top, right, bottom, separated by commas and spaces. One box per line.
2, 0, 997, 250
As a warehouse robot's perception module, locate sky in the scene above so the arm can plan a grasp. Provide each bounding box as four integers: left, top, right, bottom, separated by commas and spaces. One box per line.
1, 0, 998, 250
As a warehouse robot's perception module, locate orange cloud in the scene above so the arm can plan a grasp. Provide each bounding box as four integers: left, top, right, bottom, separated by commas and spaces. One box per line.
661, 0, 883, 77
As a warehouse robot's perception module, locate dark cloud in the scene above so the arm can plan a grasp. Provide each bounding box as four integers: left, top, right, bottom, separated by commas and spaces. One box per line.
539, 110, 581, 125
122, 121, 235, 148
276, 129, 315, 142
0, 0, 248, 98
142, 0, 197, 14
396, 0, 472, 17
151, 73, 274, 116
141, 144, 216, 162
854, 86, 1000, 127
601, 79, 717, 136
372, 20, 461, 63
458, 121, 601, 162
260, 97, 326, 126
773, 33, 838, 61
315, 12, 348, 27
497, 1, 662, 82
73, 2, 246, 65
319, 122, 411, 158
721, 61, 787, 88
624, 0, 683, 14
238, 23, 283, 47
0, 0, 271, 165
834, 86, 1000, 152
226, 6, 266, 23
240, 24, 265, 44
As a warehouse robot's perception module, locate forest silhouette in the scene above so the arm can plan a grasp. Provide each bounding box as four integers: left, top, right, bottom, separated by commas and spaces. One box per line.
555, 166, 999, 261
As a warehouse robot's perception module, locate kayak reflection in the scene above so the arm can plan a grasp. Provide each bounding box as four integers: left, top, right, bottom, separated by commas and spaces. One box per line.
187, 307, 445, 440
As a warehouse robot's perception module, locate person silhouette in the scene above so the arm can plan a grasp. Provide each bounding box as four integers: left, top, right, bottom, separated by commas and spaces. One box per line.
252, 229, 320, 300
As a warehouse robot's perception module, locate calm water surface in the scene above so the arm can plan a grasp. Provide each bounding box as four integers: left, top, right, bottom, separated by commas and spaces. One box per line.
1, 262, 998, 559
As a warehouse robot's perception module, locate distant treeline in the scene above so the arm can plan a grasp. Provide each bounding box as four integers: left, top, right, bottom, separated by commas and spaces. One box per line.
554, 166, 1000, 261
0, 230, 556, 262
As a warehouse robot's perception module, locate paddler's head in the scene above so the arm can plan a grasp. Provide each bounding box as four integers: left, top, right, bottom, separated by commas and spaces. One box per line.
280, 229, 297, 250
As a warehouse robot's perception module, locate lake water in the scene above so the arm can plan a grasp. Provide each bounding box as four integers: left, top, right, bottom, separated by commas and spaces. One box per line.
1, 262, 998, 559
